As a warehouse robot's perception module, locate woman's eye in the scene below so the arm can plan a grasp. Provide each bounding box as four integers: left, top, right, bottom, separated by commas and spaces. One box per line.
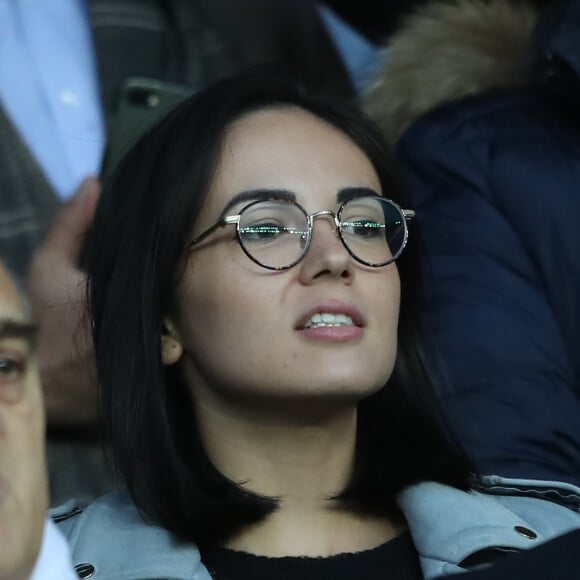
239, 222, 286, 241
342, 220, 385, 238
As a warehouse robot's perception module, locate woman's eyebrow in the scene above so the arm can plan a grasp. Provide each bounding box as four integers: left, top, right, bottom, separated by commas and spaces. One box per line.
219, 189, 296, 218
0, 319, 37, 345
219, 186, 380, 218
337, 187, 381, 204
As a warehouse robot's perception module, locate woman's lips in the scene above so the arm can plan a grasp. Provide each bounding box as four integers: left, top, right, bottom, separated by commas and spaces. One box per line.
299, 324, 364, 341
296, 302, 365, 341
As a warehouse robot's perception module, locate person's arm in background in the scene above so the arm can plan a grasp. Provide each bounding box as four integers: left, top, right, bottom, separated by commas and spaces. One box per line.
0, 262, 76, 579
26, 177, 100, 427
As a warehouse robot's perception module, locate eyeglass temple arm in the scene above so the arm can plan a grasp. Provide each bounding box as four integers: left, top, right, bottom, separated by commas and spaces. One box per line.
190, 215, 239, 247
402, 209, 415, 221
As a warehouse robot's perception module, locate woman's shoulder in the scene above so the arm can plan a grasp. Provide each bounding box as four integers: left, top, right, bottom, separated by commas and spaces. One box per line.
400, 481, 580, 579
437, 529, 580, 580
50, 492, 212, 580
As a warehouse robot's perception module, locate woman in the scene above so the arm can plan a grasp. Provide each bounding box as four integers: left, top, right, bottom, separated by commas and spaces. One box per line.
53, 74, 557, 579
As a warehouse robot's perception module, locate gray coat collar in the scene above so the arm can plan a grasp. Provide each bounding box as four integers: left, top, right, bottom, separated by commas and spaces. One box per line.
52, 483, 580, 579
398, 481, 580, 578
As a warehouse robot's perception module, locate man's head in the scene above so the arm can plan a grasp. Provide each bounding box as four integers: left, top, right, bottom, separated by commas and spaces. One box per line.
0, 262, 47, 580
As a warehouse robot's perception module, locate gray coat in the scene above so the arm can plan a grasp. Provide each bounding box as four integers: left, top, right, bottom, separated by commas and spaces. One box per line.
52, 482, 580, 579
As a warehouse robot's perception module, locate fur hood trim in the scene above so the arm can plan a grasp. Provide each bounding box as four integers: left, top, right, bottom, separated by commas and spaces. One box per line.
365, 0, 539, 146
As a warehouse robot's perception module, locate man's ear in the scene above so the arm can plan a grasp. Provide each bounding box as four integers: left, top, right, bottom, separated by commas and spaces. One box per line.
161, 319, 183, 365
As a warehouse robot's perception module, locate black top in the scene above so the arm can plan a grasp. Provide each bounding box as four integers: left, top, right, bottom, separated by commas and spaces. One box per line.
200, 532, 423, 580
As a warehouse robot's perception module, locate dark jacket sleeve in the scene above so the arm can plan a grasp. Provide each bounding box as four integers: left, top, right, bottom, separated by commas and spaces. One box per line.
397, 91, 580, 487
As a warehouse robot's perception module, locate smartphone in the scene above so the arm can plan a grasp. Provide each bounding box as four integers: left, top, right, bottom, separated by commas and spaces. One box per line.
78, 77, 195, 269
100, 77, 195, 179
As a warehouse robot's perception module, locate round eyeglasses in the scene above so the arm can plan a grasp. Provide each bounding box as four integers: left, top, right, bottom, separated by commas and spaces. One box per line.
189, 195, 415, 270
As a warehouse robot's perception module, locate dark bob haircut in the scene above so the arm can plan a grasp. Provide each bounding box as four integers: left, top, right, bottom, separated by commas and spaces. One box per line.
85, 72, 470, 547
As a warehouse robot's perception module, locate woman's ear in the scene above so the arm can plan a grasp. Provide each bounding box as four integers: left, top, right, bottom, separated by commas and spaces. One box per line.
161, 319, 184, 366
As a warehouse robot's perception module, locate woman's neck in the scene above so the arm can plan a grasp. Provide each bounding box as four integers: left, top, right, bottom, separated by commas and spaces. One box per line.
194, 392, 406, 556
196, 391, 358, 498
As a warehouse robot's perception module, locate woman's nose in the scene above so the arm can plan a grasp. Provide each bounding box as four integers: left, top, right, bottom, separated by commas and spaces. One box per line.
298, 216, 354, 284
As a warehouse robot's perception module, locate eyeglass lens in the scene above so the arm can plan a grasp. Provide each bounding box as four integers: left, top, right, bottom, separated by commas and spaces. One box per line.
237, 197, 407, 270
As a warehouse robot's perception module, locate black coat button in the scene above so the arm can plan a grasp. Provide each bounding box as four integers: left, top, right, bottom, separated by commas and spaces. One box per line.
514, 525, 538, 540
75, 563, 95, 578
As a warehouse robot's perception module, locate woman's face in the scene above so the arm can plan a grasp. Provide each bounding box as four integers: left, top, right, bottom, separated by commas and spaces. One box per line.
167, 106, 400, 409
